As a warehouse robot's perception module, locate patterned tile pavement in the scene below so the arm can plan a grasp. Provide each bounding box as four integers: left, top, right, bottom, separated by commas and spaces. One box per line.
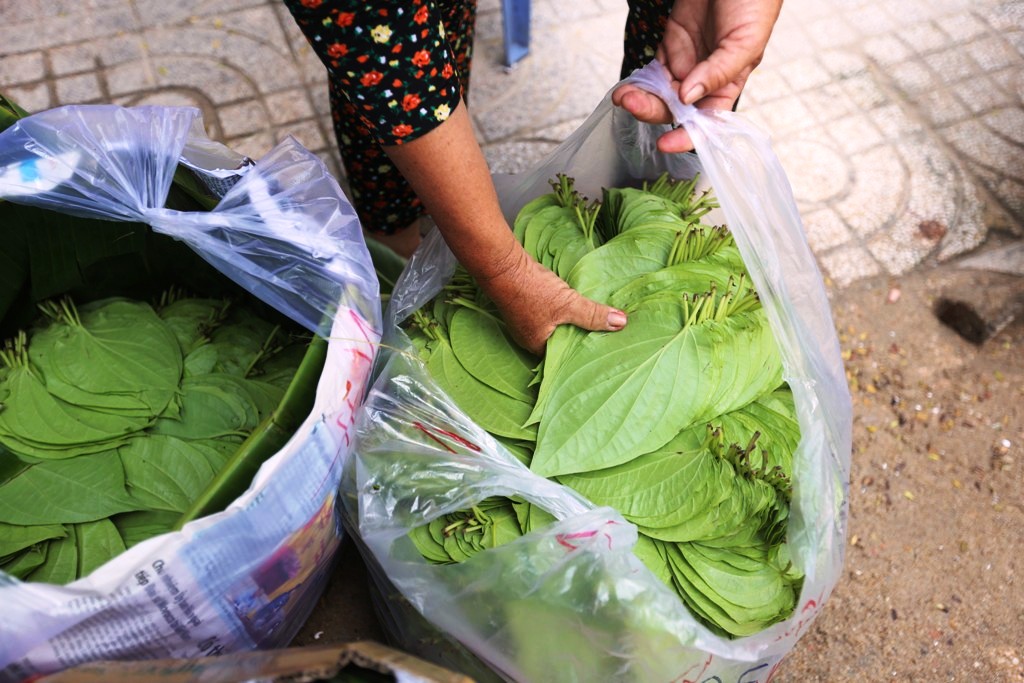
1, 0, 1020, 286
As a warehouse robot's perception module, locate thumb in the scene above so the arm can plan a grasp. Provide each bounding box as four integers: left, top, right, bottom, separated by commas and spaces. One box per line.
562, 291, 628, 333
680, 39, 760, 105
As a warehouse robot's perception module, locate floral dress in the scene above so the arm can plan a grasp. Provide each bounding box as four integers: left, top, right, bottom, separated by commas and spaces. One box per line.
283, 0, 674, 234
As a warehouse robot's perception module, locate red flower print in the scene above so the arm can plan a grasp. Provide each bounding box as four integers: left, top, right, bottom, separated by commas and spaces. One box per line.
300, 0, 321, 7
391, 44, 402, 53
360, 70, 383, 87
336, 12, 355, 27
441, 64, 454, 79
411, 50, 430, 67
356, 55, 369, 63
392, 79, 403, 87
414, 5, 428, 24
327, 42, 348, 58
393, 123, 413, 138
401, 93, 421, 111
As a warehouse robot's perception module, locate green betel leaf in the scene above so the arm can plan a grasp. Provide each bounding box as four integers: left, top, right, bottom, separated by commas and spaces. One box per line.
557, 427, 733, 538
0, 522, 67, 557
157, 297, 229, 354
0, 451, 138, 525
531, 303, 783, 478
1, 543, 49, 579
424, 339, 536, 442
119, 434, 219, 512
448, 306, 538, 404
74, 518, 127, 578
566, 228, 679, 303
111, 510, 181, 549
28, 298, 182, 417
26, 527, 78, 585
150, 374, 261, 440
0, 361, 145, 459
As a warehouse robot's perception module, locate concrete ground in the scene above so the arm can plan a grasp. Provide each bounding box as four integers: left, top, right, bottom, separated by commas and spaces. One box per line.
2, 0, 1022, 680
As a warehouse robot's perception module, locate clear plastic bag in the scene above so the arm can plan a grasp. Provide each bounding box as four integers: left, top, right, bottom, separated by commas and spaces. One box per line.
346, 61, 851, 682
0, 105, 381, 680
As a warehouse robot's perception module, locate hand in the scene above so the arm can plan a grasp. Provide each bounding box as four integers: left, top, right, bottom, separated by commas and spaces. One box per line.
612, 0, 782, 152
384, 100, 626, 355
475, 243, 627, 355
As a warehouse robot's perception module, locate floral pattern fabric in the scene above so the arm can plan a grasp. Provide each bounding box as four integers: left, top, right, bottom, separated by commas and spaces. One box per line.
284, 0, 476, 233
285, 0, 675, 234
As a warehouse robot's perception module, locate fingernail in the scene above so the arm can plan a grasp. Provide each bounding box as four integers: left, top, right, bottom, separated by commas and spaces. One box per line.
683, 84, 705, 105
608, 310, 627, 330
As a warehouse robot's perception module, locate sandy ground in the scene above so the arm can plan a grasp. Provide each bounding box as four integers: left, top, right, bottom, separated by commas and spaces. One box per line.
294, 242, 1024, 682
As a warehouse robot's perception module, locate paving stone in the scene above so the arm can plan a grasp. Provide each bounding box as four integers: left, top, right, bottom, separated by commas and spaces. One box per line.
777, 57, 834, 93
219, 99, 270, 138
3, 83, 52, 114
265, 89, 316, 126
889, 59, 941, 96
751, 96, 816, 136
917, 87, 971, 126
867, 213, 941, 275
965, 35, 1022, 71
4, 0, 1021, 294
54, 73, 104, 104
819, 245, 883, 285
833, 146, 907, 238
817, 49, 869, 80
803, 15, 860, 52
944, 117, 1024, 180
774, 137, 852, 206
105, 62, 157, 98
863, 35, 914, 66
871, 103, 926, 138
800, 84, 857, 127
923, 47, 980, 84
826, 113, 886, 155
141, 23, 301, 94
133, 0, 265, 25
935, 12, 992, 42
803, 207, 854, 252
744, 68, 792, 106
953, 74, 1018, 114
840, 73, 890, 110
483, 139, 560, 175
224, 130, 275, 161
151, 56, 258, 104
0, 7, 138, 53
0, 52, 46, 87
278, 119, 327, 152
901, 21, 952, 54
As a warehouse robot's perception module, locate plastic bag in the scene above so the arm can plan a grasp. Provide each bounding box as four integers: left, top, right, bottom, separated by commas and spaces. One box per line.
345, 60, 851, 682
0, 105, 381, 680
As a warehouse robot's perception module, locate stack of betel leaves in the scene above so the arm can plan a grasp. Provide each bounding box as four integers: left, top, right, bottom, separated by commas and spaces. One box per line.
0, 291, 308, 584
402, 173, 804, 638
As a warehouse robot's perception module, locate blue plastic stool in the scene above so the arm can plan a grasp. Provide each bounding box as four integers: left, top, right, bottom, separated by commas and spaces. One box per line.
502, 0, 531, 67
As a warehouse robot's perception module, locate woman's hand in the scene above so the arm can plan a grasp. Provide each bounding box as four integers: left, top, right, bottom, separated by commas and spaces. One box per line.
612, 0, 783, 152
384, 99, 626, 353
475, 242, 627, 355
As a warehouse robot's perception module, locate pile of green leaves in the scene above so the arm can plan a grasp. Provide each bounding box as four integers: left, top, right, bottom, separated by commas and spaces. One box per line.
0, 291, 308, 584
402, 173, 803, 638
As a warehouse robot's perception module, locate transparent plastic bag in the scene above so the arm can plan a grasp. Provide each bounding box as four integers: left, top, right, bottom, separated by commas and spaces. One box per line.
345, 60, 851, 682
0, 104, 381, 680
0, 104, 379, 337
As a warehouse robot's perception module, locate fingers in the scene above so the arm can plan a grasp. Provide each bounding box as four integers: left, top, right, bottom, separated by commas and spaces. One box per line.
563, 292, 628, 334
612, 86, 673, 125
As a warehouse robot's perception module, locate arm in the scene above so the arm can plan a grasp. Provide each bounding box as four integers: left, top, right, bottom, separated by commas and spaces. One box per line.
612, 0, 783, 152
384, 100, 626, 354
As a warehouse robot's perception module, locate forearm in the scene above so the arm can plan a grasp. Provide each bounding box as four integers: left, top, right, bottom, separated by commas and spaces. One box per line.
382, 99, 522, 283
